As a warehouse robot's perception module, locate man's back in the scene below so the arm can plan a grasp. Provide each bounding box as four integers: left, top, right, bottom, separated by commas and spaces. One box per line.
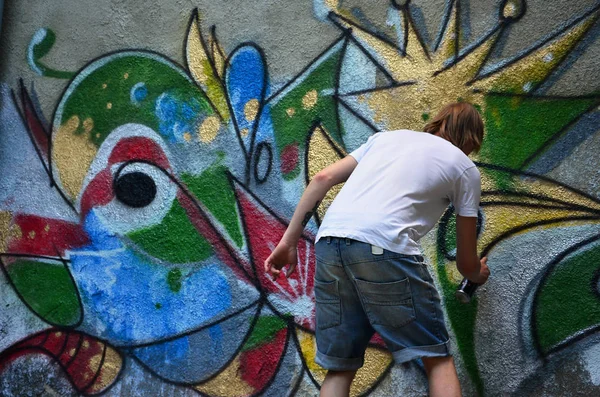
316, 129, 480, 255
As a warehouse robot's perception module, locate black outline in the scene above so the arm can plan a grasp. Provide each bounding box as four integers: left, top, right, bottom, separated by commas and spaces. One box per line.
303, 121, 345, 225
0, 254, 84, 328
530, 233, 600, 357
0, 329, 125, 396
473, 3, 600, 83
183, 9, 227, 123
265, 33, 348, 104
129, 301, 265, 388
11, 83, 78, 214
335, 97, 381, 134
252, 141, 273, 185
222, 42, 270, 185
498, 0, 527, 23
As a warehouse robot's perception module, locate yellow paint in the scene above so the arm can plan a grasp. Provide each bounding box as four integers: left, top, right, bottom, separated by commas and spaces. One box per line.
244, 99, 260, 122
183, 132, 192, 142
503, 3, 517, 18
302, 89, 318, 110
69, 348, 76, 356
88, 346, 122, 393
325, 0, 339, 10
106, 102, 112, 110
194, 357, 255, 396
307, 124, 345, 220
209, 33, 226, 78
186, 10, 230, 120
10, 224, 22, 240
0, 212, 11, 253
52, 115, 98, 201
83, 118, 94, 134
241, 128, 250, 137
286, 107, 296, 117
44, 224, 50, 233
472, 12, 597, 93
55, 332, 62, 337
123, 72, 129, 79
82, 340, 90, 349
198, 116, 220, 143
28, 230, 35, 239
297, 329, 326, 383
332, 1, 498, 132
102, 83, 107, 89
296, 328, 392, 396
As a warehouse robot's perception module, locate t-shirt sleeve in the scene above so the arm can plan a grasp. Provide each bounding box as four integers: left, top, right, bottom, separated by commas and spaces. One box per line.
348, 133, 379, 163
451, 166, 481, 217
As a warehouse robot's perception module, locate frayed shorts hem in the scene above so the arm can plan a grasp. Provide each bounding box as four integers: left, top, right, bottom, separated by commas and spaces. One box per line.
315, 350, 364, 371
392, 340, 451, 364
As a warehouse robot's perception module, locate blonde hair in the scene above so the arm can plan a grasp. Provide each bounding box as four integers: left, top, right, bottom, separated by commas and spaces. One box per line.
423, 102, 484, 153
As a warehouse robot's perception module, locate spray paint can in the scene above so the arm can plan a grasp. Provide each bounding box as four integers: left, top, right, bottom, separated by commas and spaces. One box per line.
455, 278, 479, 303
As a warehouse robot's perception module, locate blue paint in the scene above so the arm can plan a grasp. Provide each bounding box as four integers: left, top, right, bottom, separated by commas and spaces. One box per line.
130, 82, 148, 105
225, 45, 268, 148
155, 92, 203, 143
131, 304, 259, 383
68, 210, 256, 346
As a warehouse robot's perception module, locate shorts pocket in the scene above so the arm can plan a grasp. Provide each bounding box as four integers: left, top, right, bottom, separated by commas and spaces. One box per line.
314, 279, 341, 330
354, 277, 416, 328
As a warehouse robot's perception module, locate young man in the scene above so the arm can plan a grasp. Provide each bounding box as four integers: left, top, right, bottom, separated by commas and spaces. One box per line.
265, 102, 490, 397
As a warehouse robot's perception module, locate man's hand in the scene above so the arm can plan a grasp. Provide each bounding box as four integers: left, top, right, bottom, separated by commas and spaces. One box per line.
469, 257, 490, 285
264, 240, 298, 279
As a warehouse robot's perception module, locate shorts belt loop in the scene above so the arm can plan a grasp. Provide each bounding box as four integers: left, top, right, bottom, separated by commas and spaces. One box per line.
326, 236, 331, 244
345, 238, 351, 246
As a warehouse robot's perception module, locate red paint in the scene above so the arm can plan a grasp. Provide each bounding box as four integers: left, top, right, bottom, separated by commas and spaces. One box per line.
280, 143, 299, 175
79, 169, 113, 218
239, 328, 287, 392
20, 84, 49, 159
7, 215, 90, 257
234, 181, 316, 328
0, 329, 122, 395
108, 137, 170, 170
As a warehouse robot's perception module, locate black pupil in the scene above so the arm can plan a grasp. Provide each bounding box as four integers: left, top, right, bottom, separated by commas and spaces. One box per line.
114, 172, 157, 208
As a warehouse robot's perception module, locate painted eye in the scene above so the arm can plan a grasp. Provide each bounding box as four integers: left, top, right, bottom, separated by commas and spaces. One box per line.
115, 171, 157, 208
91, 161, 177, 235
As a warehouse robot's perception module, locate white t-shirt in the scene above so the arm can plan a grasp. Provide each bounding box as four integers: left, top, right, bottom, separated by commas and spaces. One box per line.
315, 129, 481, 255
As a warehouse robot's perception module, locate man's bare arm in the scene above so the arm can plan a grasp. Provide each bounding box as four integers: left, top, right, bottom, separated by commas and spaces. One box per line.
456, 215, 489, 284
265, 155, 358, 278
280, 155, 358, 245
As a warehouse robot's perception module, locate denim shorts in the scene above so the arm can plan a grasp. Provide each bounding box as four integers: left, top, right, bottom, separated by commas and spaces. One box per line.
313, 237, 451, 371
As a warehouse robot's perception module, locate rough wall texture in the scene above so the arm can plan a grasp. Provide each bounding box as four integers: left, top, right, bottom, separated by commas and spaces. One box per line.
0, 0, 599, 396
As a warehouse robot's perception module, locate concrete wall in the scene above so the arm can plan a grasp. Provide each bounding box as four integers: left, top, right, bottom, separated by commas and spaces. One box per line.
0, 0, 599, 395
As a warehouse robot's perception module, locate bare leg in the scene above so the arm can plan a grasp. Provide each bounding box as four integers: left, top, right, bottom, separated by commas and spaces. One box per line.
422, 356, 461, 397
320, 370, 357, 397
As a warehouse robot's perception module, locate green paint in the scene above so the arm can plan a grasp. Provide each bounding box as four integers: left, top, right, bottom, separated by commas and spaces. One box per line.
535, 243, 600, 354
444, 213, 457, 254
242, 315, 287, 351
479, 95, 596, 188
128, 200, 213, 263
155, 302, 162, 309
58, 53, 212, 147
7, 260, 81, 326
435, 232, 484, 395
271, 50, 343, 179
167, 268, 183, 292
181, 164, 243, 247
28, 29, 75, 79
422, 112, 430, 122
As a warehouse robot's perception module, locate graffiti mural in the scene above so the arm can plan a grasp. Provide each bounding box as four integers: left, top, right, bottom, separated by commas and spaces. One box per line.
0, 0, 599, 395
